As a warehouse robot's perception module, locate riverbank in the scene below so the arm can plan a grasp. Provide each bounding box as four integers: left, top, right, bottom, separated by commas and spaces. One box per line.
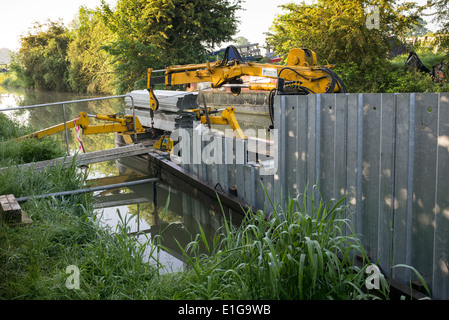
0, 114, 175, 299
0, 90, 431, 301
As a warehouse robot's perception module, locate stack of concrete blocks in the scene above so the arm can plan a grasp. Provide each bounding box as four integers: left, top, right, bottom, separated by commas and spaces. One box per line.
0, 194, 32, 227
125, 90, 199, 132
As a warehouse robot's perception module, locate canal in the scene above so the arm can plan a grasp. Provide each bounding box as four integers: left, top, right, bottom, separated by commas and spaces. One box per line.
0, 86, 271, 273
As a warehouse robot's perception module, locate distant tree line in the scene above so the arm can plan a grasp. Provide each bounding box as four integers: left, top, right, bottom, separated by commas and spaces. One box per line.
8, 0, 241, 94
5, 0, 449, 94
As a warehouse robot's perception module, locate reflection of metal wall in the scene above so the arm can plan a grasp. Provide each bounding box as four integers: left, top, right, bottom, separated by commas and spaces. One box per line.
273, 92, 449, 300
179, 129, 278, 215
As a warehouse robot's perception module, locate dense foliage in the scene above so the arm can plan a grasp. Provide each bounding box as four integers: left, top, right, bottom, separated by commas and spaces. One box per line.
67, 7, 116, 94
267, 0, 418, 68
1, 0, 448, 94
267, 0, 449, 93
5, 0, 241, 94
0, 113, 65, 166
12, 21, 71, 91
100, 0, 241, 93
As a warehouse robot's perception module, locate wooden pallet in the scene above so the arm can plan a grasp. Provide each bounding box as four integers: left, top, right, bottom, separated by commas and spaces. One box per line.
0, 194, 32, 227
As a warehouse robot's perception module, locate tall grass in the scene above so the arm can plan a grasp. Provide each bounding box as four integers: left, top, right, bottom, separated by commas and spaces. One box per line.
0, 115, 430, 300
0, 115, 161, 299
389, 48, 447, 70
174, 185, 387, 300
0, 161, 166, 299
0, 113, 65, 167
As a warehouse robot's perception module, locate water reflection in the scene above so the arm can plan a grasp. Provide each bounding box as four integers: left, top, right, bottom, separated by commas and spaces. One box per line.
0, 87, 123, 158
0, 87, 258, 273
89, 171, 224, 274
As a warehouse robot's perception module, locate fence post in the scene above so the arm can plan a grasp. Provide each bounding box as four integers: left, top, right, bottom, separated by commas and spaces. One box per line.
62, 103, 70, 156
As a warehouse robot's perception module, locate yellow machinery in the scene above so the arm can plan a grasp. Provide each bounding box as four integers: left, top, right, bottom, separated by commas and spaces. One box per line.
17, 112, 145, 141
147, 46, 347, 112
152, 105, 244, 152
186, 106, 244, 139
18, 47, 345, 154
146, 46, 347, 150
153, 134, 173, 151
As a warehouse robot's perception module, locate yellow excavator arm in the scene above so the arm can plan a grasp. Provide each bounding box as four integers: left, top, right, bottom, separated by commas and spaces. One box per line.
153, 105, 244, 153
16, 112, 146, 140
147, 46, 347, 111
184, 106, 244, 139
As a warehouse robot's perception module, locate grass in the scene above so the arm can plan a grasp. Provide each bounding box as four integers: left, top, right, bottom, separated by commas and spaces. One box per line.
385, 47, 449, 93
173, 186, 389, 300
0, 115, 430, 300
388, 47, 447, 70
0, 113, 65, 167
0, 177, 429, 300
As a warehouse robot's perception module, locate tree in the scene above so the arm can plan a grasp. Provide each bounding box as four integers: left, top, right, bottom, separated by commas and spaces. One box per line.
405, 17, 430, 37
266, 0, 421, 92
14, 20, 71, 91
67, 6, 117, 94
430, 0, 448, 31
99, 0, 242, 93
267, 0, 419, 67
234, 36, 251, 46
425, 0, 449, 50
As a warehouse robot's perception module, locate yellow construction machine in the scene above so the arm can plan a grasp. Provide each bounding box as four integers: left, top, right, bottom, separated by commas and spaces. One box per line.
147, 46, 346, 111
16, 46, 346, 155
16, 112, 146, 142
146, 46, 347, 148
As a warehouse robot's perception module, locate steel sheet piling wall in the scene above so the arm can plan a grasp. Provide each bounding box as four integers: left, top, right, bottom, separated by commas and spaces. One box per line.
177, 92, 449, 299
272, 92, 449, 300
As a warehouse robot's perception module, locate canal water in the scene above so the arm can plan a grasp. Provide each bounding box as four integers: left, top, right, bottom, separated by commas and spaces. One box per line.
0, 86, 271, 273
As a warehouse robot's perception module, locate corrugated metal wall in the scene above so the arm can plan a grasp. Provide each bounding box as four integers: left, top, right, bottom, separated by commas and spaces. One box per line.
272, 92, 449, 300
179, 92, 449, 300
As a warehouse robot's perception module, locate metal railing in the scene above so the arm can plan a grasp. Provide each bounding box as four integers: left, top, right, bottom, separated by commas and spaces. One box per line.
0, 95, 137, 155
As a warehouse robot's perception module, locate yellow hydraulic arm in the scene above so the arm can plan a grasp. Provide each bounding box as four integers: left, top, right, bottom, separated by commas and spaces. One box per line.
187, 106, 244, 139
152, 106, 244, 153
17, 112, 146, 140
147, 46, 347, 111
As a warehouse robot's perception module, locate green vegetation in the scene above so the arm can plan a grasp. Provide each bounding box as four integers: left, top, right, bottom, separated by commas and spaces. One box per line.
333, 48, 449, 93
8, 21, 71, 92
0, 113, 65, 167
173, 190, 388, 300
100, 0, 241, 93
3, 0, 242, 95
2, 0, 448, 95
267, 0, 449, 93
66, 7, 116, 94
1, 115, 430, 300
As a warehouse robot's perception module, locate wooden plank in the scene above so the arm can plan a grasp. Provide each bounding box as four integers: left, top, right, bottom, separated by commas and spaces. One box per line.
0, 144, 154, 172
0, 194, 22, 223
0, 195, 12, 212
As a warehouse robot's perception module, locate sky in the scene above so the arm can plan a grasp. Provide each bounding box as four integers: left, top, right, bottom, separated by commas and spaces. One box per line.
0, 0, 109, 50
0, 0, 439, 52
0, 0, 298, 51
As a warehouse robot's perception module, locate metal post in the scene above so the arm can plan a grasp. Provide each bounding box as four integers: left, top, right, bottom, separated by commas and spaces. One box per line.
137, 203, 140, 233
127, 95, 138, 143
15, 177, 160, 203
62, 104, 70, 156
